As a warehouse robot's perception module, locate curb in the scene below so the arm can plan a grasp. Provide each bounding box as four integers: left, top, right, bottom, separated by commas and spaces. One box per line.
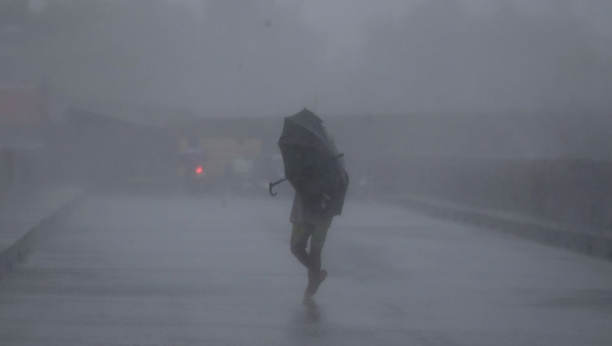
0, 190, 83, 282
396, 196, 612, 262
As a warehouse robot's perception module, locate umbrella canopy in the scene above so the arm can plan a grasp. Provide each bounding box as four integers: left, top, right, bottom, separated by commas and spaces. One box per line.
277, 108, 349, 217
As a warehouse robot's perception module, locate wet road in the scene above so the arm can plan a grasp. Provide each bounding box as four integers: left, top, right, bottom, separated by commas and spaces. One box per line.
0, 194, 611, 345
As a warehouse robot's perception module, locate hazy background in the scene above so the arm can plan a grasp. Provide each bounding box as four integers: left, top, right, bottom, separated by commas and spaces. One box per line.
9, 0, 612, 116
2, 3, 612, 345
3, 0, 612, 230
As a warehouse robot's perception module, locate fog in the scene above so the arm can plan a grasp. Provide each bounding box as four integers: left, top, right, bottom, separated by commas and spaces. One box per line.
8, 0, 610, 115
2, 1, 612, 345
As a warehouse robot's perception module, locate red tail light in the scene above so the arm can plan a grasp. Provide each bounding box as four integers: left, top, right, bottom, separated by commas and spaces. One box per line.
195, 166, 204, 175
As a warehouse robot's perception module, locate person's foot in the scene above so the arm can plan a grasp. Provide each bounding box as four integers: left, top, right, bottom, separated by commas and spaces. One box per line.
304, 269, 327, 298
302, 295, 316, 307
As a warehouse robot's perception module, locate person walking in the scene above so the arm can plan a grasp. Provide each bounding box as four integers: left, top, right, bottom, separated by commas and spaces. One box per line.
269, 109, 349, 305
290, 190, 333, 306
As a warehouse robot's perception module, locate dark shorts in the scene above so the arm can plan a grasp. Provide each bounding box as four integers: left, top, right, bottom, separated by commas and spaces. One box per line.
290, 223, 329, 249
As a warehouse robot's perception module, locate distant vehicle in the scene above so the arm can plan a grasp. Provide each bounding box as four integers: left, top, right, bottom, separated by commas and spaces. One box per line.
180, 140, 209, 193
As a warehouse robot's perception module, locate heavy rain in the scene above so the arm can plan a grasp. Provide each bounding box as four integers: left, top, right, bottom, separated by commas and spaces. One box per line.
1, 1, 612, 345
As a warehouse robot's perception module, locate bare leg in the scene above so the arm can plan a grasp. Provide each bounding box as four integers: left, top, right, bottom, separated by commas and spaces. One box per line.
291, 223, 313, 269
308, 246, 322, 276
291, 242, 310, 269
305, 245, 327, 298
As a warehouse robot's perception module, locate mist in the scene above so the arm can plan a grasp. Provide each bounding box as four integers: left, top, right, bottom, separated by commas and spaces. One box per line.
14, 0, 611, 116
1, 1, 612, 345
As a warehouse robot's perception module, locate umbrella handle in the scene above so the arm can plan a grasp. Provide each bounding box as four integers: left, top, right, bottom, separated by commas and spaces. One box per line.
269, 177, 287, 197
268, 153, 344, 196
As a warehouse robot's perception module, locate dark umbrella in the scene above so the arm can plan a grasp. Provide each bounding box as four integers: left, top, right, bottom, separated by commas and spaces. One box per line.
269, 109, 349, 217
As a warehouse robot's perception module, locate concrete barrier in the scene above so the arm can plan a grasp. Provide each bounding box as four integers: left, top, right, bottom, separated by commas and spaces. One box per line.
0, 187, 83, 282
396, 195, 612, 262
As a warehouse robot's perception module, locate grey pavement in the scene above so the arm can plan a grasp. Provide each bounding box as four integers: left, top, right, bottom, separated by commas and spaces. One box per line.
0, 194, 611, 345
0, 185, 82, 280
396, 195, 612, 262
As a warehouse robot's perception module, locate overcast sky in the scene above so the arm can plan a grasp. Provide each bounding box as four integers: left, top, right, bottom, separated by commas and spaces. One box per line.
176, 0, 415, 60
295, 0, 414, 59
298, 0, 612, 51
35, 0, 612, 115
178, 0, 612, 62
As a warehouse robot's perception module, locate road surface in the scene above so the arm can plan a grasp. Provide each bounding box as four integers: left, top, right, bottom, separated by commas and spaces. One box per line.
0, 194, 611, 345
